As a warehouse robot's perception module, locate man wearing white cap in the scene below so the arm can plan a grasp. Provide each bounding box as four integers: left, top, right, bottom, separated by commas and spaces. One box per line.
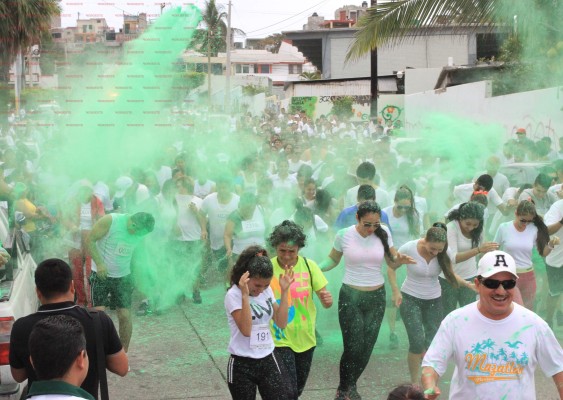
421, 250, 563, 399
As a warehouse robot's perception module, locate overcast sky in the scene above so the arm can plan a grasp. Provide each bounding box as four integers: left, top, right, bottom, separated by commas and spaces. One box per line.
60, 0, 361, 39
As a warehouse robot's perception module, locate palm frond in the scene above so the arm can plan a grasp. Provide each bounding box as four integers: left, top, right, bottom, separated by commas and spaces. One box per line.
346, 0, 497, 63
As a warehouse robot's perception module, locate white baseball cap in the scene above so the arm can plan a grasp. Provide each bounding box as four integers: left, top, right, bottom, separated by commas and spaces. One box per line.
477, 250, 518, 279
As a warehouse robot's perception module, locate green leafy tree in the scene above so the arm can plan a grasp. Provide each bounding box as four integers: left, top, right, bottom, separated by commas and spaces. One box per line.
257, 33, 285, 53
331, 96, 354, 119
299, 71, 321, 80
0, 0, 60, 107
192, 0, 244, 105
346, 0, 562, 93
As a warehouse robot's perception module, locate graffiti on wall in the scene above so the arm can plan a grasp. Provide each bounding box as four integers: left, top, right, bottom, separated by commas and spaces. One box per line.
380, 104, 403, 126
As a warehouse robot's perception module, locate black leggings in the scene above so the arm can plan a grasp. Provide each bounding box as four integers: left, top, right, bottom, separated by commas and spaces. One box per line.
274, 346, 315, 398
227, 353, 292, 400
399, 292, 443, 354
337, 284, 386, 392
439, 276, 476, 317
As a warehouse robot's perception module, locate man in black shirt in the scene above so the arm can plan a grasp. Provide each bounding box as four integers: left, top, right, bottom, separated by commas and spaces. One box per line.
9, 258, 128, 399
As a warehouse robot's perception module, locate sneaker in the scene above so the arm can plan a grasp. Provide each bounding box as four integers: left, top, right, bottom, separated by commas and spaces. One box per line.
136, 300, 151, 316
348, 386, 362, 400
389, 332, 399, 350
334, 389, 350, 400
193, 291, 202, 304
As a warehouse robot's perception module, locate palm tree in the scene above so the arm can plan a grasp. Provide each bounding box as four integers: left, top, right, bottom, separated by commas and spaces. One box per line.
194, 0, 244, 107
346, 0, 561, 62
0, 0, 60, 108
299, 71, 322, 80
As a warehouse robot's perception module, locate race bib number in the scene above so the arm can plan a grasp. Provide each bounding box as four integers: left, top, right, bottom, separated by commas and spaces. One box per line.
116, 242, 133, 257
250, 324, 271, 350
241, 219, 261, 233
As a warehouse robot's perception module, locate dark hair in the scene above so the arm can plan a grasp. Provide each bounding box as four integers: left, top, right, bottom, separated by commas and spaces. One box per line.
469, 193, 488, 208
394, 185, 420, 238
387, 384, 425, 400
534, 173, 553, 190
268, 220, 307, 248
314, 189, 332, 215
475, 174, 494, 191
35, 258, 72, 299
516, 200, 549, 254
446, 201, 485, 248
294, 206, 315, 229
230, 245, 273, 286
426, 223, 458, 287
29, 315, 86, 380
357, 200, 392, 258
356, 161, 376, 180
130, 212, 155, 233
296, 164, 313, 179
357, 184, 376, 201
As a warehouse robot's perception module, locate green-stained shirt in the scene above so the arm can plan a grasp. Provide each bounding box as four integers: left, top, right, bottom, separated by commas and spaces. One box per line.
269, 256, 328, 352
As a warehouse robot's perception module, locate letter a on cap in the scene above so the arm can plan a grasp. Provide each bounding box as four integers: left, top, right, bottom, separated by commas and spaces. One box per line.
494, 255, 508, 267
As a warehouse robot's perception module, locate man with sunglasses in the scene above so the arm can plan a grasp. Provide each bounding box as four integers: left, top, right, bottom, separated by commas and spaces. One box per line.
421, 251, 563, 399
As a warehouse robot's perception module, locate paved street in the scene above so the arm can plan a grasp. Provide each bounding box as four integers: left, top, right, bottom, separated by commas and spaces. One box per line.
106, 278, 563, 400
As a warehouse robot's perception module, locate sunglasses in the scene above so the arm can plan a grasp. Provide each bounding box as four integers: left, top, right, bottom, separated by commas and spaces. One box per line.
480, 278, 517, 290
396, 205, 411, 211
519, 218, 534, 224
362, 222, 380, 228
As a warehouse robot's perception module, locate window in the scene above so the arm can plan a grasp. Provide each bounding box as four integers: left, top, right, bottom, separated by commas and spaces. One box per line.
52, 32, 62, 39
235, 64, 250, 74
289, 64, 303, 74
89, 25, 93, 30
82, 25, 87, 33
256, 64, 270, 74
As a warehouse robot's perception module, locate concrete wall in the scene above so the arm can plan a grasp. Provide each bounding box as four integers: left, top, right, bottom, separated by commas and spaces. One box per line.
327, 33, 475, 79
405, 81, 562, 144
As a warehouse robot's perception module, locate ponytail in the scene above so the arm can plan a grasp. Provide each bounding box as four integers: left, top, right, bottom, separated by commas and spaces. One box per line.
427, 223, 458, 288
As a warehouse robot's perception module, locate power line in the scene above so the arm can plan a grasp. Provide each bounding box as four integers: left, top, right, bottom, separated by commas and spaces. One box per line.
244, 0, 333, 34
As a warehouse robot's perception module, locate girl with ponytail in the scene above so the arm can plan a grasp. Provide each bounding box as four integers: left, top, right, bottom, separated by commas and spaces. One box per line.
389, 222, 476, 384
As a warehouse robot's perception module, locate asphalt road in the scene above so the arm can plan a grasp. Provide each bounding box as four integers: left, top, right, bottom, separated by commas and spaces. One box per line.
106, 283, 563, 400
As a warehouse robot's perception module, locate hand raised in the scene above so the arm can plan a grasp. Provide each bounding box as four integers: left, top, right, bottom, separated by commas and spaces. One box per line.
279, 266, 295, 292
239, 271, 250, 296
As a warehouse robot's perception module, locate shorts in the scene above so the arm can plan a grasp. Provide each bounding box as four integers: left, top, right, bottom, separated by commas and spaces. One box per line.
90, 272, 133, 309
212, 248, 228, 272
546, 264, 563, 297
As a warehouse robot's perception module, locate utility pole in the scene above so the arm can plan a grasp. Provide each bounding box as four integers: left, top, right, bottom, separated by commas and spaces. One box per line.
225, 0, 232, 114
370, 0, 378, 121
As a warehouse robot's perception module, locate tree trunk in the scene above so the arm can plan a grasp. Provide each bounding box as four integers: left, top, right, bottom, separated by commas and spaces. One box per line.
207, 32, 212, 109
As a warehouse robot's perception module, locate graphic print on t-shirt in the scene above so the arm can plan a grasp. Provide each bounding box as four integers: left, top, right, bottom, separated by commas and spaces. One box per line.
250, 297, 274, 320
464, 336, 529, 384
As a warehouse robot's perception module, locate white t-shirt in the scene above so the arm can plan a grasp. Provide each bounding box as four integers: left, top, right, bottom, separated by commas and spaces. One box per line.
399, 239, 454, 300
473, 171, 510, 199
344, 185, 391, 209
544, 199, 563, 267
445, 220, 480, 279
494, 221, 537, 270
383, 205, 422, 249
453, 183, 503, 214
271, 174, 298, 192
194, 179, 215, 199
518, 188, 557, 217
225, 285, 275, 358
79, 202, 93, 230
548, 183, 562, 198
175, 194, 202, 241
333, 225, 393, 287
93, 181, 113, 212
201, 192, 239, 250
422, 302, 563, 400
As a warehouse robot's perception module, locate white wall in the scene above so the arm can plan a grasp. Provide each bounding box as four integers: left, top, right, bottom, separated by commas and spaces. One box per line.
330, 38, 369, 79
405, 82, 562, 144
404, 68, 442, 94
